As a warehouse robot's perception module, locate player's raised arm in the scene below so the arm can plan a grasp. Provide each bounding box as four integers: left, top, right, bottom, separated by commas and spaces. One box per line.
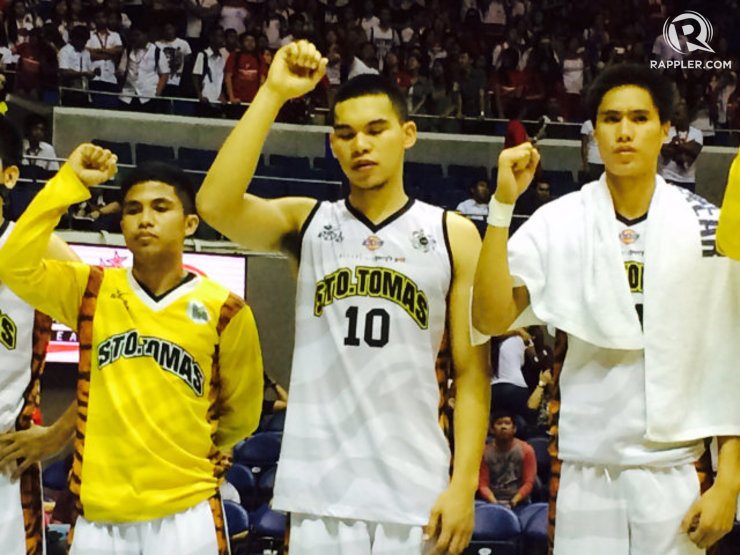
0, 144, 116, 328
472, 142, 539, 335
427, 213, 491, 555
197, 41, 328, 253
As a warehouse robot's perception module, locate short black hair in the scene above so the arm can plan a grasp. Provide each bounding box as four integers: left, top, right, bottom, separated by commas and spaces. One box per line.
0, 116, 23, 168
490, 408, 516, 425
24, 113, 47, 133
332, 74, 408, 123
119, 162, 197, 215
585, 63, 676, 125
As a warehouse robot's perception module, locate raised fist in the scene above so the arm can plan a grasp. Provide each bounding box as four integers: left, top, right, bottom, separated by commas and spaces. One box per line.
264, 40, 328, 102
496, 142, 541, 204
67, 143, 117, 189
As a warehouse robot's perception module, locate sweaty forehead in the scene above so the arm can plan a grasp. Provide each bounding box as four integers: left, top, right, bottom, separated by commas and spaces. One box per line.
333, 94, 399, 127
597, 85, 658, 114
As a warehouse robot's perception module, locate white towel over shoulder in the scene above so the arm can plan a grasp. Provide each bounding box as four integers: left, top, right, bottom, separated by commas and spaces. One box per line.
508, 176, 740, 442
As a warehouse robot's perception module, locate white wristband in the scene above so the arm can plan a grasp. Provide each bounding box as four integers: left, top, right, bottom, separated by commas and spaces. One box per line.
487, 197, 515, 228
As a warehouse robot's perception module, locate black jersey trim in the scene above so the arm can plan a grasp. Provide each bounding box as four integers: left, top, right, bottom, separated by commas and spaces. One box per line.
442, 210, 453, 290
299, 200, 322, 240
616, 211, 648, 227
134, 272, 197, 302
344, 197, 415, 233
0, 217, 10, 239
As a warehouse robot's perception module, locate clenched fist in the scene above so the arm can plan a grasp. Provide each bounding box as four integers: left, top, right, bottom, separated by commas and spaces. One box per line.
67, 143, 117, 189
264, 40, 328, 102
495, 142, 541, 204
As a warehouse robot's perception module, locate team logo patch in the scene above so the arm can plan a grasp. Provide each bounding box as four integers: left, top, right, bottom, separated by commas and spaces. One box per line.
318, 224, 343, 243
411, 230, 436, 253
188, 300, 209, 324
619, 229, 639, 245
363, 235, 384, 251
0, 310, 17, 350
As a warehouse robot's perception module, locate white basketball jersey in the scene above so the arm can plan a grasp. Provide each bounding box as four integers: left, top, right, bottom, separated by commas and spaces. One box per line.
0, 220, 36, 433
272, 199, 453, 525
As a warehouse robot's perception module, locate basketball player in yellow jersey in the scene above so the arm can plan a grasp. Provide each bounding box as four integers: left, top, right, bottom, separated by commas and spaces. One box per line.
199, 41, 490, 555
717, 152, 740, 259
0, 144, 264, 555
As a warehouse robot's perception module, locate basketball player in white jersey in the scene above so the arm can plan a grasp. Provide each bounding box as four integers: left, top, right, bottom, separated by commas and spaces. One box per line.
474, 64, 740, 554
198, 41, 490, 554
0, 117, 79, 554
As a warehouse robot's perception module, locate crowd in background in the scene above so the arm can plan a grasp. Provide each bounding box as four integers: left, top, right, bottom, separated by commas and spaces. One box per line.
0, 0, 738, 133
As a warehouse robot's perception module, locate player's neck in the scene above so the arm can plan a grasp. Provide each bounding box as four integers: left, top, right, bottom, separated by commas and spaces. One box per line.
132, 252, 187, 297
605, 171, 655, 220
348, 177, 408, 224
495, 437, 515, 450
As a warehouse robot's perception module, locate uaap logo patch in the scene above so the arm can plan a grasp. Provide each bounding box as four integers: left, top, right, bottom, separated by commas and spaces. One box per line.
318, 224, 343, 243
363, 235, 384, 251
411, 230, 436, 253
187, 300, 209, 324
619, 229, 639, 245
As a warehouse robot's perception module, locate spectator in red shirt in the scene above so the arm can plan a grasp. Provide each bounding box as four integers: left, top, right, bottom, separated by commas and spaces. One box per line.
478, 410, 537, 509
224, 30, 264, 116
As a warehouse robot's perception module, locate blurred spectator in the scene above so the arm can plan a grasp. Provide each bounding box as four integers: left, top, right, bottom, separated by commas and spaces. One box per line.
263, 371, 288, 414
456, 178, 491, 237
192, 26, 228, 117
580, 117, 604, 182
522, 326, 554, 390
58, 25, 93, 106
323, 40, 341, 106
262, 0, 284, 50
47, 0, 70, 44
367, 7, 399, 71
456, 50, 486, 119
8, 0, 44, 48
15, 28, 57, 100
560, 37, 586, 121
117, 27, 169, 111
185, 0, 220, 50
104, 0, 131, 32
491, 48, 524, 119
359, 0, 379, 39
86, 8, 123, 102
659, 99, 703, 193
220, 0, 251, 36
405, 51, 430, 114
425, 60, 457, 132
224, 28, 239, 53
478, 410, 536, 508
224, 31, 264, 116
491, 329, 531, 419
66, 0, 88, 30
279, 13, 305, 47
516, 181, 552, 217
22, 113, 59, 171
155, 22, 193, 99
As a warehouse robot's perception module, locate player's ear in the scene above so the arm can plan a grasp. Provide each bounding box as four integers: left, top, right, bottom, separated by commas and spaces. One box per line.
402, 119, 417, 150
2, 165, 19, 190
184, 213, 199, 237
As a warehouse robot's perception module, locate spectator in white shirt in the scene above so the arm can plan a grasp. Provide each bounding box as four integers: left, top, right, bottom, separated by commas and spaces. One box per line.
185, 0, 220, 50
86, 9, 123, 100
192, 26, 228, 117
58, 26, 94, 106
117, 27, 169, 111
21, 114, 59, 172
156, 22, 193, 99
659, 99, 703, 193
580, 118, 604, 182
456, 178, 491, 237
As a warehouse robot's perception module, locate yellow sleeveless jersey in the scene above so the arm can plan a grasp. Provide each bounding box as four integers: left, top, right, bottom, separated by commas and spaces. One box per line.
0, 165, 263, 522
718, 154, 740, 260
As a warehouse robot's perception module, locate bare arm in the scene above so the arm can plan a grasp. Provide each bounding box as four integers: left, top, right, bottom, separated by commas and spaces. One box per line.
472, 143, 539, 335
426, 213, 491, 555
681, 436, 740, 549
197, 41, 327, 253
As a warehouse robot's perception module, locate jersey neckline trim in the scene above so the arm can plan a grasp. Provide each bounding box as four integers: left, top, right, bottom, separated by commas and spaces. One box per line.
126, 268, 200, 311
344, 197, 415, 233
616, 211, 648, 227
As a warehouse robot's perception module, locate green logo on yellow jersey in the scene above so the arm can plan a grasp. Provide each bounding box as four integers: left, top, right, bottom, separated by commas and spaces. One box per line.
0, 310, 17, 350
97, 330, 204, 395
314, 266, 429, 329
